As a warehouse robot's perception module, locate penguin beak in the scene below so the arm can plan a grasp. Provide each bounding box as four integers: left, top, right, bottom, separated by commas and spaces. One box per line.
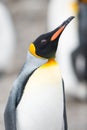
51, 16, 75, 41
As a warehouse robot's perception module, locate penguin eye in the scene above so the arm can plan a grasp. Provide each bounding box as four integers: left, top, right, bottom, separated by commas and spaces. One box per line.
41, 39, 47, 45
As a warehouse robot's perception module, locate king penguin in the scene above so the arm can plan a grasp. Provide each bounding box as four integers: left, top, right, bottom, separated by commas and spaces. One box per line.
4, 16, 74, 130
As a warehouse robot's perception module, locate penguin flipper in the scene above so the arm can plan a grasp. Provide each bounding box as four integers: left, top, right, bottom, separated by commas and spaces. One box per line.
4, 65, 36, 130
4, 86, 18, 130
62, 79, 68, 130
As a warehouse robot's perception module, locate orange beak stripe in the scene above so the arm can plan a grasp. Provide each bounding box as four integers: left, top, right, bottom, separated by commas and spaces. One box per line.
51, 26, 65, 41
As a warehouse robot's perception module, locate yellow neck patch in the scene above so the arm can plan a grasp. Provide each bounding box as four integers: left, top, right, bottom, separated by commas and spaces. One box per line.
71, 2, 79, 14
40, 58, 58, 68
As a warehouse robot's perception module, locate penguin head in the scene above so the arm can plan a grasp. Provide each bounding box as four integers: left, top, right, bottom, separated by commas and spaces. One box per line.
29, 16, 74, 59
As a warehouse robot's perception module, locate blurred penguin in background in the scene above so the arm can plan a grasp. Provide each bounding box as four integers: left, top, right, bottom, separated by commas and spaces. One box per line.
71, 0, 87, 100
0, 2, 16, 75
47, 0, 86, 99
47, 0, 79, 92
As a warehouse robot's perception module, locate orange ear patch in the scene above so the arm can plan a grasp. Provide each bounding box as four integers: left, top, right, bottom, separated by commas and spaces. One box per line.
29, 43, 42, 58
51, 26, 65, 41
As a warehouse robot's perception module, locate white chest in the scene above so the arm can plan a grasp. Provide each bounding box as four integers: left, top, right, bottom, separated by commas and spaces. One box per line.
16, 65, 64, 130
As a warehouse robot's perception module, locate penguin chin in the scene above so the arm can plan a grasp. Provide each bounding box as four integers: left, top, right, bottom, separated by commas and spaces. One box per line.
36, 44, 57, 59
41, 54, 56, 59
35, 51, 56, 59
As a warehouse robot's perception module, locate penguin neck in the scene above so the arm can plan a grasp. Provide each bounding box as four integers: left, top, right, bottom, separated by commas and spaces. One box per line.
41, 58, 58, 68
26, 52, 47, 67
48, 58, 57, 64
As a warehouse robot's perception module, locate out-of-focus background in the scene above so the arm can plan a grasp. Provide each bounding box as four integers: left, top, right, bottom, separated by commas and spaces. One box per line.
0, 0, 87, 130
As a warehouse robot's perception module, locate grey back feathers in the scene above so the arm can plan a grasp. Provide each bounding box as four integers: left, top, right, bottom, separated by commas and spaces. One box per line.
4, 52, 47, 130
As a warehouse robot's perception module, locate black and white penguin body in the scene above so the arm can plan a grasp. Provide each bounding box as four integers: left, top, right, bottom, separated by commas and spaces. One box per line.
16, 59, 63, 130
4, 16, 74, 130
